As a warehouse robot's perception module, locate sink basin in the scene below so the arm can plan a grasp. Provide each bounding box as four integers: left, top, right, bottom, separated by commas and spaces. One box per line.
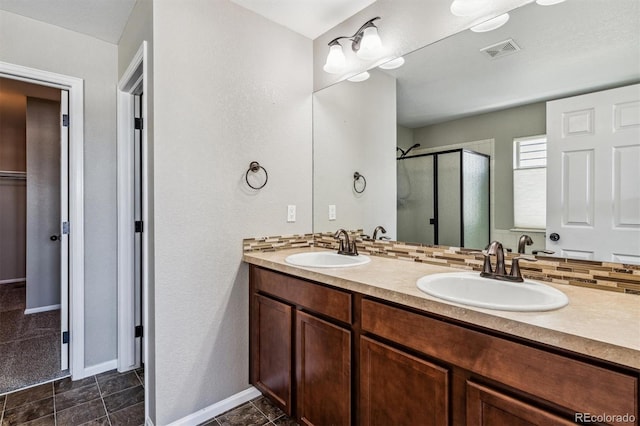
285, 252, 371, 268
416, 272, 568, 312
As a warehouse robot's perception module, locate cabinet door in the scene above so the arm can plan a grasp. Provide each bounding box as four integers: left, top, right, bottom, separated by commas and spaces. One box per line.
296, 311, 351, 426
360, 336, 449, 426
252, 294, 293, 415
466, 382, 575, 426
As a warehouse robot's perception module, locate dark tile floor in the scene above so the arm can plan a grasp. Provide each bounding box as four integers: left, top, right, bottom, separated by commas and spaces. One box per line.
0, 369, 145, 426
198, 396, 298, 426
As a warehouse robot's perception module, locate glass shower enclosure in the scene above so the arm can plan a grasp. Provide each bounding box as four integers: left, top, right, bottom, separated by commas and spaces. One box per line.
397, 148, 490, 249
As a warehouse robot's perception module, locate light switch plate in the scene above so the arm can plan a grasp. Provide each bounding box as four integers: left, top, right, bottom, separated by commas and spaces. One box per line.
329, 204, 336, 220
287, 205, 296, 222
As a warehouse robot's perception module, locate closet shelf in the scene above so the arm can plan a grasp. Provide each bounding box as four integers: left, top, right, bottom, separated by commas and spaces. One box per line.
0, 170, 27, 180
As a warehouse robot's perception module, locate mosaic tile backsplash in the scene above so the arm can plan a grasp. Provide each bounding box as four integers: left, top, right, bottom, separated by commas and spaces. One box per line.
243, 231, 640, 295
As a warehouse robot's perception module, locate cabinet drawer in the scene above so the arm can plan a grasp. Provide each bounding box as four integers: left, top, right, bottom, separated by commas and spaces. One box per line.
466, 381, 575, 426
361, 299, 638, 423
252, 266, 352, 323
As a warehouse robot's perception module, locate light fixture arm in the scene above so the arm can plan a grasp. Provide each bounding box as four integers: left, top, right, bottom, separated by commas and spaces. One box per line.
326, 17, 381, 53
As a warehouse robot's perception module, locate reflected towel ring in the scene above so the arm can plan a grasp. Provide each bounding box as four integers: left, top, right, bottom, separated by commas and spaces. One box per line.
246, 161, 268, 190
353, 171, 366, 193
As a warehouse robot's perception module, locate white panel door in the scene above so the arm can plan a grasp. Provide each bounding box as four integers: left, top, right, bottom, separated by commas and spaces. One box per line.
546, 84, 640, 263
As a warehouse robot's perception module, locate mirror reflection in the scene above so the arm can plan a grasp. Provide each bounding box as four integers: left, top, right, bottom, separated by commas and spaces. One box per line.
313, 0, 640, 261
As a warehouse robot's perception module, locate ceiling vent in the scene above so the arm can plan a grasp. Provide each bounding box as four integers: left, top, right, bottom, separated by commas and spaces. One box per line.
480, 39, 521, 59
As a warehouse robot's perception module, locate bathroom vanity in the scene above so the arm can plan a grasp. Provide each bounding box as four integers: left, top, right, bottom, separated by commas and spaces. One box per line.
245, 248, 640, 426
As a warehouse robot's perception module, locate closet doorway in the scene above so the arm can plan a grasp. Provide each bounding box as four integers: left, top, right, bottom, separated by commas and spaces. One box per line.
0, 77, 69, 394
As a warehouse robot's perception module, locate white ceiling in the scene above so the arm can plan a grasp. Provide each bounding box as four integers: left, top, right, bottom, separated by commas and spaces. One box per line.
0, 0, 375, 43
381, 0, 640, 128
0, 0, 137, 44
229, 0, 377, 39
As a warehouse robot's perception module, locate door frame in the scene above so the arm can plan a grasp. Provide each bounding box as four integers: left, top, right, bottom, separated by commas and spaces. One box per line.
0, 61, 85, 378
117, 42, 149, 374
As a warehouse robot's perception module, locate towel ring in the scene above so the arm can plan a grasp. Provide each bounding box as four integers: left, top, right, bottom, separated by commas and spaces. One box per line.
353, 172, 366, 194
246, 161, 268, 190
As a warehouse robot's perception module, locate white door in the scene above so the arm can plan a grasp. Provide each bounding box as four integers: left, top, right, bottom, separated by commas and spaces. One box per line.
60, 90, 70, 370
546, 84, 640, 263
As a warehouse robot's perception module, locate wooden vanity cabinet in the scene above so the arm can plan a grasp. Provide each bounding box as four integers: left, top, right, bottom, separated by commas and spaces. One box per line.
250, 266, 639, 426
466, 382, 575, 426
251, 294, 293, 414
360, 336, 449, 425
249, 266, 352, 425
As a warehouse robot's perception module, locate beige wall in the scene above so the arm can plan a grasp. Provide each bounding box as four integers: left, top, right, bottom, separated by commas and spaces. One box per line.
152, 0, 312, 423
0, 92, 26, 281
314, 70, 397, 238
413, 102, 546, 230
0, 10, 119, 367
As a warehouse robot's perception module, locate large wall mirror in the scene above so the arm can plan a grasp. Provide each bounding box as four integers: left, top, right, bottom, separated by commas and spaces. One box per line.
313, 0, 640, 262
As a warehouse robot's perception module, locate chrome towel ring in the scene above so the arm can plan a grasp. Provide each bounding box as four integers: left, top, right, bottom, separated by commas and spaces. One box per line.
246, 161, 268, 190
353, 171, 366, 193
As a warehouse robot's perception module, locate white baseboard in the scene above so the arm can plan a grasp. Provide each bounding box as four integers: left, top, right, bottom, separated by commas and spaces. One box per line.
24, 304, 61, 315
81, 359, 118, 378
0, 278, 26, 285
167, 386, 262, 426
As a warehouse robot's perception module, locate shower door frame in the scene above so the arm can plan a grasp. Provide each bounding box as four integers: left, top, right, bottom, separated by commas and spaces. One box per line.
398, 148, 491, 247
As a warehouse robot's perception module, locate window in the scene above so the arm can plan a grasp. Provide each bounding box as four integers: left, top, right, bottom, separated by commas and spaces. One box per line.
513, 135, 546, 230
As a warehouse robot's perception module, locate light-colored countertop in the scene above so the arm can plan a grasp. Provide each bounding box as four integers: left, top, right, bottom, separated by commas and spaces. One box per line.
243, 247, 640, 370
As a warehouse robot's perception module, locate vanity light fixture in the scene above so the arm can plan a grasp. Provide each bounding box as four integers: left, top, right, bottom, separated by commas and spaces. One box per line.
323, 17, 383, 75
378, 57, 405, 70
470, 13, 510, 32
450, 0, 489, 17
347, 71, 370, 82
536, 0, 565, 4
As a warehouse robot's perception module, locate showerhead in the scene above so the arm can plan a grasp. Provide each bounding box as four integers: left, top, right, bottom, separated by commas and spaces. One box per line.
397, 143, 422, 159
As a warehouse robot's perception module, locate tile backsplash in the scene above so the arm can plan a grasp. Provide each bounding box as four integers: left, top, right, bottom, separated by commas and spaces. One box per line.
243, 231, 640, 295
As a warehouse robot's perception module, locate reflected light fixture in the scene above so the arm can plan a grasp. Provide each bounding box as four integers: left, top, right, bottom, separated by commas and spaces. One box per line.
347, 71, 370, 83
323, 17, 383, 74
470, 13, 510, 32
378, 57, 405, 70
536, 0, 565, 4
450, 0, 489, 17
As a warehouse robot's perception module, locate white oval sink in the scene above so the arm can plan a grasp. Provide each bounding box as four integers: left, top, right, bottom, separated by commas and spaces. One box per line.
417, 272, 568, 312
285, 252, 371, 268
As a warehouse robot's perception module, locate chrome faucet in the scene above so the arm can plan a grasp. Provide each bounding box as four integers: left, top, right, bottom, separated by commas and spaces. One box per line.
517, 234, 533, 254
372, 226, 389, 240
334, 229, 359, 256
480, 240, 536, 283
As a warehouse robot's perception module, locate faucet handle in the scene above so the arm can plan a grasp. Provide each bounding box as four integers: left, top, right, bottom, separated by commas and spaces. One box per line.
532, 249, 555, 255
510, 255, 537, 281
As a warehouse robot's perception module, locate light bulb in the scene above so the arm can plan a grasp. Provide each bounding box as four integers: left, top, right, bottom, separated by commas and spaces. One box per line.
356, 26, 383, 60
450, 0, 489, 17
323, 44, 346, 74
347, 72, 370, 82
378, 57, 405, 70
536, 0, 565, 5
470, 13, 510, 32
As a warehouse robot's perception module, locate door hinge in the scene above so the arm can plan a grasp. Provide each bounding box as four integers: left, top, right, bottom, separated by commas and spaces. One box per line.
62, 114, 69, 127
135, 325, 143, 338
62, 331, 69, 344
62, 221, 70, 235
134, 117, 143, 130
134, 221, 143, 233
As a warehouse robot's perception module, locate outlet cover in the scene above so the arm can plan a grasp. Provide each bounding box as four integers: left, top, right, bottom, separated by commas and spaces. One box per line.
287, 205, 296, 222
329, 204, 336, 220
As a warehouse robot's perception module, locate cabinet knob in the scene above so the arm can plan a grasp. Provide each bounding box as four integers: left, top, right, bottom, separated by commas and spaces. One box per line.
549, 233, 560, 242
